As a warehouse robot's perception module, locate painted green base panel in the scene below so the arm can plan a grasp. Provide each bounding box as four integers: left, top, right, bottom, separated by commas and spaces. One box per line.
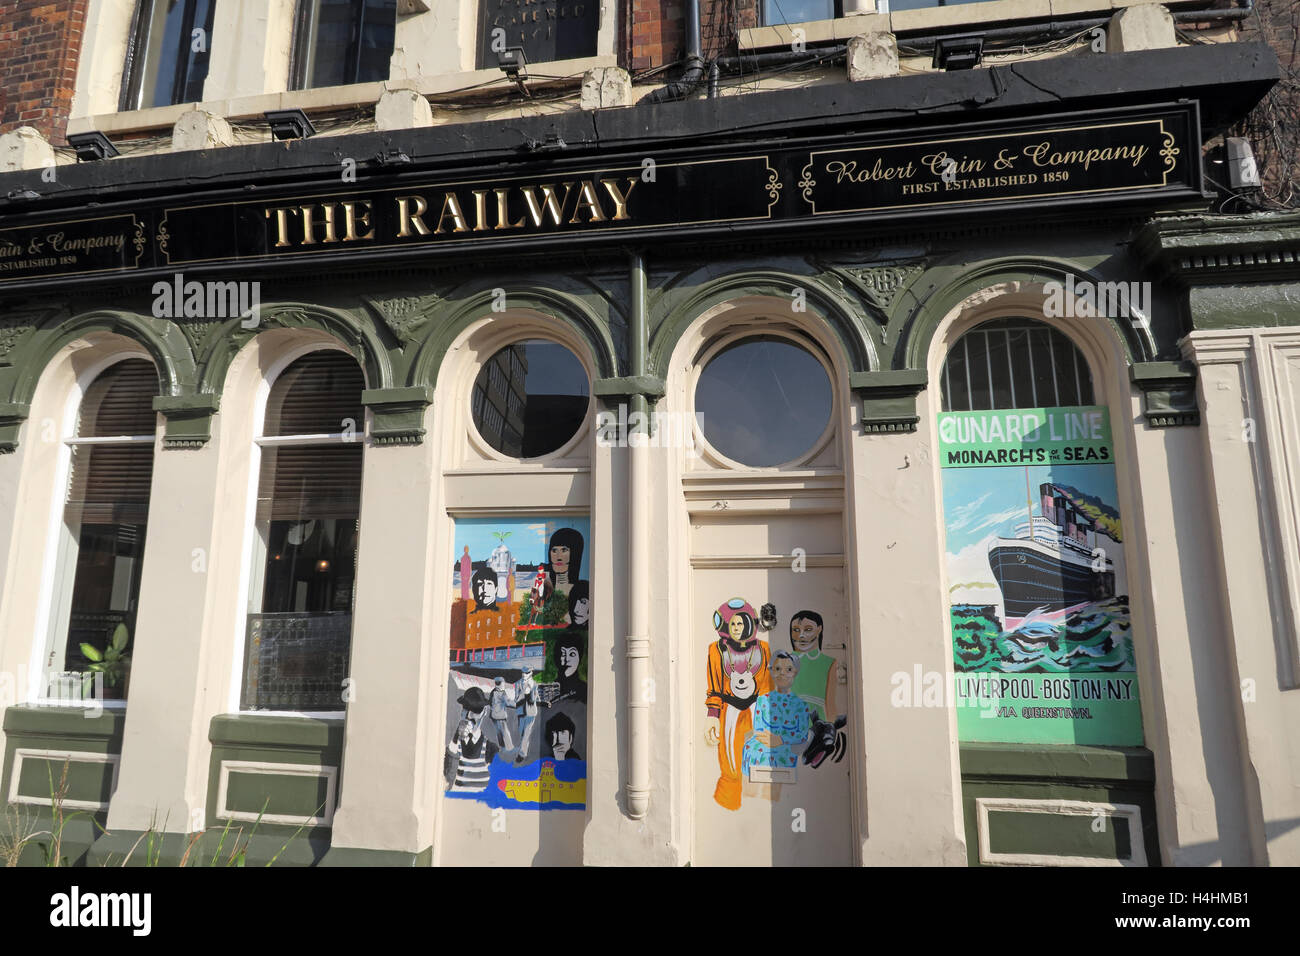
0, 810, 105, 867
985, 808, 1133, 860
318, 845, 433, 867
960, 743, 1160, 867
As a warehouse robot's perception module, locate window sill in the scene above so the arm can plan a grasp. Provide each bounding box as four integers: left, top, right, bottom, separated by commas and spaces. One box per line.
67, 54, 621, 140
739, 0, 1209, 50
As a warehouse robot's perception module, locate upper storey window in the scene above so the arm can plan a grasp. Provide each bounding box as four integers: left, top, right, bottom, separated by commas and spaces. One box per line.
762, 0, 835, 26
478, 0, 599, 68
292, 0, 398, 90
121, 0, 217, 110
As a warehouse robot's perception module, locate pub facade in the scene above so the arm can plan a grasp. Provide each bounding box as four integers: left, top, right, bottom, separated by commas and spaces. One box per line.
0, 0, 1296, 866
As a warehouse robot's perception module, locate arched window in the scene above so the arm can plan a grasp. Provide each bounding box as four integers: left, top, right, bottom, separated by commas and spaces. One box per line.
936, 317, 1141, 749
47, 358, 158, 701
941, 318, 1093, 412
241, 351, 365, 712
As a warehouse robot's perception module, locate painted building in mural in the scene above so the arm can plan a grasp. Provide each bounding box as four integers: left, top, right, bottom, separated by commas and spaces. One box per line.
0, 0, 1297, 867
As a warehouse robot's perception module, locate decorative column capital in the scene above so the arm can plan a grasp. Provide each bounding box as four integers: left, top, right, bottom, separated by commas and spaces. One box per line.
154, 394, 220, 449
1130, 361, 1200, 428
592, 375, 666, 407
361, 385, 432, 446
0, 402, 31, 454
850, 369, 927, 434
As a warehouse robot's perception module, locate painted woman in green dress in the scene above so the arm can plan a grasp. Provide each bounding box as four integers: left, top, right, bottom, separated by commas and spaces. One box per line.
788, 610, 846, 721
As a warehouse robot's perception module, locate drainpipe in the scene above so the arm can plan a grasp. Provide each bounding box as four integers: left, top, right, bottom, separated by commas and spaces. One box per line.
644, 0, 706, 104
626, 250, 651, 819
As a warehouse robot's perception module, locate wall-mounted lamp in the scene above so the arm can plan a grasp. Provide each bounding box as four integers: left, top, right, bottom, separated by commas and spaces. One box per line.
498, 46, 528, 81
66, 131, 119, 161
933, 36, 984, 71
264, 108, 317, 141
1225, 136, 1260, 189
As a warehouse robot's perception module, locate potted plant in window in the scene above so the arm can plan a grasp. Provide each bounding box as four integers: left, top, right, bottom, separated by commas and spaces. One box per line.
80, 623, 132, 701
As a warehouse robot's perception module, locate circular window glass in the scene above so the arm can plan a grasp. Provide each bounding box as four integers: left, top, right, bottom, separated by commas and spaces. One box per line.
695, 336, 833, 466
472, 339, 590, 458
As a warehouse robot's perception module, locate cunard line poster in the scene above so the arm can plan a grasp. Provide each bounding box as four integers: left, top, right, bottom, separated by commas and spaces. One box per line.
938, 405, 1143, 745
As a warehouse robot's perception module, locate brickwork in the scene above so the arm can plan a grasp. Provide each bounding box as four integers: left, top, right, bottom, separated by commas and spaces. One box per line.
1232, 0, 1299, 206
628, 0, 756, 71
0, 0, 89, 147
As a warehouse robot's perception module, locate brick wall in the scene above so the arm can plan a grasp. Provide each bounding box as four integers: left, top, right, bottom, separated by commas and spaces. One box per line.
628, 0, 756, 72
0, 0, 89, 147
1233, 0, 1299, 206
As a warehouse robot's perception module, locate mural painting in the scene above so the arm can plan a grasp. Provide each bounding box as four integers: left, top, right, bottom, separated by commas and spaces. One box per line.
444, 517, 591, 809
705, 598, 848, 811
938, 405, 1143, 745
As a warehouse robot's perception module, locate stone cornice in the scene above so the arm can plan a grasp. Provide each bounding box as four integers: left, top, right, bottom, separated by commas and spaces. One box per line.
1134, 211, 1300, 286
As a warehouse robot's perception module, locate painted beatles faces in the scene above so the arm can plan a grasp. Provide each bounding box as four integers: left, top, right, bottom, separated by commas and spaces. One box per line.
446, 519, 591, 810
706, 598, 848, 811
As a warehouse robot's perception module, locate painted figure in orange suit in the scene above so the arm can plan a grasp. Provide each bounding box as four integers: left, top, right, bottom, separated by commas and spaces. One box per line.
705, 598, 771, 810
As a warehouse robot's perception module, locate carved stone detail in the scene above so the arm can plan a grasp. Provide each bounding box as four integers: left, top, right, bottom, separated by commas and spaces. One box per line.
841, 263, 924, 311
363, 294, 440, 342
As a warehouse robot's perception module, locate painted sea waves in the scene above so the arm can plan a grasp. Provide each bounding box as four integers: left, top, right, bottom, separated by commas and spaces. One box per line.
950, 596, 1133, 673
938, 405, 1144, 745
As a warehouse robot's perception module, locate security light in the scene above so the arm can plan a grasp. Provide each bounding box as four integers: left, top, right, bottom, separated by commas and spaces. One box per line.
264, 109, 318, 141
1226, 137, 1260, 189
933, 36, 984, 71
66, 131, 119, 161
498, 46, 527, 80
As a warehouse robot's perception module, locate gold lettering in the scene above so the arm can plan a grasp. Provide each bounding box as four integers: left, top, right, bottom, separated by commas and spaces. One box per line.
494, 188, 526, 230
569, 180, 607, 223
472, 190, 490, 232
299, 204, 338, 244
435, 192, 470, 233
601, 177, 638, 221
519, 184, 572, 227
396, 195, 431, 237
264, 206, 296, 247
341, 201, 375, 241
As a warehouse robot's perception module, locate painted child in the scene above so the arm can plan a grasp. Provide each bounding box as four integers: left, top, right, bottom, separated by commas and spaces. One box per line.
742, 650, 813, 802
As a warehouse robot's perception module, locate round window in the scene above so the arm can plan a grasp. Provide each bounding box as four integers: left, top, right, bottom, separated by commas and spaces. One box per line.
472, 339, 590, 458
694, 336, 833, 467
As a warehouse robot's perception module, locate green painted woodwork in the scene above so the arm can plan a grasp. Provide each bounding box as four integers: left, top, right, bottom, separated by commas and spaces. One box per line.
319, 845, 433, 867
850, 368, 928, 433
960, 743, 1159, 866
1130, 361, 1200, 427
361, 384, 432, 445
154, 392, 220, 447
202, 713, 344, 865
2, 216, 1295, 452
986, 808, 1133, 860
224, 770, 332, 819
0, 706, 125, 867
15, 754, 115, 807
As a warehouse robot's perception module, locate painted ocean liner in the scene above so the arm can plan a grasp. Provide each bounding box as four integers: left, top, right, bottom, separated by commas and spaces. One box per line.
988, 477, 1115, 625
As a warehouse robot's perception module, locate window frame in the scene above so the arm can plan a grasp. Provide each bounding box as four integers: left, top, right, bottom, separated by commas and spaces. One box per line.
231, 343, 366, 718
759, 0, 843, 28
466, 336, 594, 465
33, 354, 158, 710
119, 0, 217, 112
289, 0, 396, 92
689, 327, 838, 471
940, 318, 1094, 413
